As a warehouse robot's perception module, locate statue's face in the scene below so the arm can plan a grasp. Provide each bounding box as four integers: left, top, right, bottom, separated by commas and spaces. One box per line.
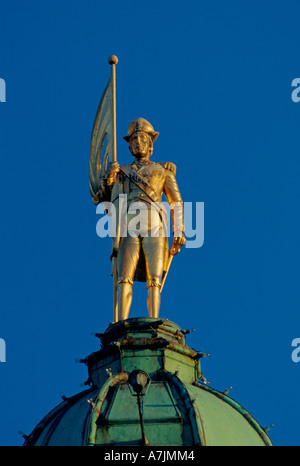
129, 131, 152, 158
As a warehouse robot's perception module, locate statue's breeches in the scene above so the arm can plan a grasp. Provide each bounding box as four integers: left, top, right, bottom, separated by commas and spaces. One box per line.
117, 236, 165, 288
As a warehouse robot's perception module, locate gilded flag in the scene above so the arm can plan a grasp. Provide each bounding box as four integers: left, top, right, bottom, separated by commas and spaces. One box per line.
89, 75, 115, 199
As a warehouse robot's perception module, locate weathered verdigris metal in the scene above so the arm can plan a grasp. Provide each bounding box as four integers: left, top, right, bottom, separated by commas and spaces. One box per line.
24, 318, 273, 446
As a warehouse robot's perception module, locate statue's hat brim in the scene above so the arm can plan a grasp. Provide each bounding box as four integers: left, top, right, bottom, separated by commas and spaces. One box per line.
123, 131, 159, 143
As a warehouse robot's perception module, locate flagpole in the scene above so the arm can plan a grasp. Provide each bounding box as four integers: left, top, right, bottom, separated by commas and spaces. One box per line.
108, 55, 118, 163
108, 55, 118, 323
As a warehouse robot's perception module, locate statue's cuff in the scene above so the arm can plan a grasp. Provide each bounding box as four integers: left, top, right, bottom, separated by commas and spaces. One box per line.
173, 230, 185, 237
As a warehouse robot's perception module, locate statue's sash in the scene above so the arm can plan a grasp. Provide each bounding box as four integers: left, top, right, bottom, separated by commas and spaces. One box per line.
119, 165, 160, 203
119, 164, 168, 225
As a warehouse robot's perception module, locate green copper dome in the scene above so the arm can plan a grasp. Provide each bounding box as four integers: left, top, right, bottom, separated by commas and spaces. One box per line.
24, 318, 272, 446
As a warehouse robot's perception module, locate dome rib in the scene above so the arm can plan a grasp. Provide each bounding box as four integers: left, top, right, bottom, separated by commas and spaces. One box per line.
159, 370, 204, 446
87, 371, 129, 446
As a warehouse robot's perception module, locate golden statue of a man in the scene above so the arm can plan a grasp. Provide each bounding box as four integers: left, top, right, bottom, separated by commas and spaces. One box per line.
92, 117, 185, 320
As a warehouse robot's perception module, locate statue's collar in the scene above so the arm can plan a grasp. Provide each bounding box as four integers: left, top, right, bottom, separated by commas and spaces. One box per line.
131, 159, 150, 170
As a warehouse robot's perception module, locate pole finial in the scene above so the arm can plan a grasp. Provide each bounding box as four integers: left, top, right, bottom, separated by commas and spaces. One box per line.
108, 55, 118, 65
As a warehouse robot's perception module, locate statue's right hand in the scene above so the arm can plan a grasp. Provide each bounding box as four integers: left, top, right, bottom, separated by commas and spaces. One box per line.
102, 162, 120, 186
105, 162, 120, 178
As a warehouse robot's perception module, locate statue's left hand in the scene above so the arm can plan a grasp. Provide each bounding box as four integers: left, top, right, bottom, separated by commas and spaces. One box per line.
171, 236, 186, 255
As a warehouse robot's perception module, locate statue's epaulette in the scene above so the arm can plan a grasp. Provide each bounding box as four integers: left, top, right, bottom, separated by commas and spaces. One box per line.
159, 162, 177, 175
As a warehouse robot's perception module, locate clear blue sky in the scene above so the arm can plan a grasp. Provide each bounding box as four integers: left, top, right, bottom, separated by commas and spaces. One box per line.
0, 0, 300, 446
